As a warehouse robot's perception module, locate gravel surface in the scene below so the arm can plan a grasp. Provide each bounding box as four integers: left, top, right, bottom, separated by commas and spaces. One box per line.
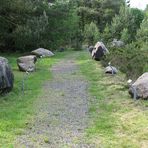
15, 57, 96, 147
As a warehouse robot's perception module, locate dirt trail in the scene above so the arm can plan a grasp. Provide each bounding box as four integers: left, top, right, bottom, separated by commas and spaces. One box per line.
15, 56, 95, 147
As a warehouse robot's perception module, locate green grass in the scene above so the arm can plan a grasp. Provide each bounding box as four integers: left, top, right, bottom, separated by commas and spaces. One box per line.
77, 51, 148, 148
0, 51, 69, 147
0, 50, 148, 147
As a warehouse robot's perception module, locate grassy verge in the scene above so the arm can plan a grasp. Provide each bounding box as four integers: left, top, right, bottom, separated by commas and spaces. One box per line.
0, 51, 69, 147
77, 51, 148, 148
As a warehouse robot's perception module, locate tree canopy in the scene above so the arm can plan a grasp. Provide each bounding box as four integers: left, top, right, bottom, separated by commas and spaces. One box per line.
0, 0, 147, 57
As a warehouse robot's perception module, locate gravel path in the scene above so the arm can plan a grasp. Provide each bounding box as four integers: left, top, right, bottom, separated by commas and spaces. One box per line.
15, 56, 95, 147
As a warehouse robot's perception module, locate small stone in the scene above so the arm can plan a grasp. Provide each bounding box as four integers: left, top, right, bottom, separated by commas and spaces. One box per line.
105, 66, 118, 74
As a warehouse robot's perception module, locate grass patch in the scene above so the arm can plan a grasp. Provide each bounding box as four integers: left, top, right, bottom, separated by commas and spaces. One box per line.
0, 51, 69, 147
77, 51, 148, 148
1, 50, 147, 147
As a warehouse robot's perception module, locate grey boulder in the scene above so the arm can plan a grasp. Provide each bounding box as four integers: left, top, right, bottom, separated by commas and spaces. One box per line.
31, 48, 54, 57
0, 57, 8, 63
129, 73, 148, 99
105, 66, 118, 74
17, 55, 37, 72
92, 42, 109, 61
0, 57, 14, 94
112, 39, 124, 47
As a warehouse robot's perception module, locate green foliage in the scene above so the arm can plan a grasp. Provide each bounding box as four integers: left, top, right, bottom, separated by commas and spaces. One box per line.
0, 0, 80, 51
110, 6, 144, 42
111, 6, 130, 40
131, 8, 145, 31
13, 14, 49, 51
76, 0, 125, 31
84, 22, 100, 45
1, 0, 145, 52
101, 43, 148, 79
0, 0, 35, 50
120, 28, 130, 43
136, 16, 148, 43
101, 24, 112, 44
103, 6, 146, 80
65, 9, 82, 49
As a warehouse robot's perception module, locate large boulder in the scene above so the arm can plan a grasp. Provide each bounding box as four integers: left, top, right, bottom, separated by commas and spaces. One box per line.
129, 73, 148, 99
31, 48, 54, 57
92, 42, 109, 61
0, 57, 8, 63
0, 57, 14, 94
17, 55, 37, 72
105, 66, 118, 74
112, 39, 124, 47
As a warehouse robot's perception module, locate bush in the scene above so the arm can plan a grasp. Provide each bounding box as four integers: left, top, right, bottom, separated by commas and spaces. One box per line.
83, 22, 100, 46
101, 43, 148, 80
120, 28, 130, 44
13, 14, 49, 51
101, 24, 112, 44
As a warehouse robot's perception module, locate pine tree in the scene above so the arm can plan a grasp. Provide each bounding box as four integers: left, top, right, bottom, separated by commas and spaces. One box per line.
121, 28, 130, 43
84, 22, 100, 45
136, 17, 148, 43
101, 24, 112, 44
110, 6, 144, 42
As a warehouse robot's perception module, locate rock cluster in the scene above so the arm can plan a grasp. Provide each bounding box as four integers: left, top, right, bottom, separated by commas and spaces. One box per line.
17, 48, 54, 72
